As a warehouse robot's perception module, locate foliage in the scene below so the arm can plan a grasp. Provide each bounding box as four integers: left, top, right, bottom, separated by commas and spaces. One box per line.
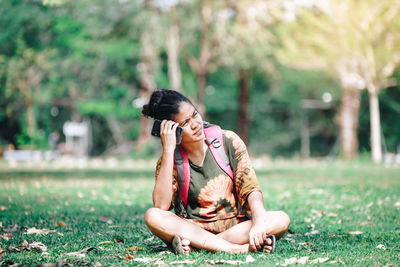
0, 0, 399, 157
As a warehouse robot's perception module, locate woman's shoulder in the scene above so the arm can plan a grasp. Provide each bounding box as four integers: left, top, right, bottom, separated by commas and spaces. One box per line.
221, 129, 246, 152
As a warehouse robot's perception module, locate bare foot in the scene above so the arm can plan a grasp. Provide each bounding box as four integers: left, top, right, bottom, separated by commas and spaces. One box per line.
181, 238, 192, 255
262, 236, 274, 254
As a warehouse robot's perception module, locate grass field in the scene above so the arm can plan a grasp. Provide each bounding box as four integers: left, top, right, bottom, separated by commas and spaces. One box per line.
0, 161, 399, 266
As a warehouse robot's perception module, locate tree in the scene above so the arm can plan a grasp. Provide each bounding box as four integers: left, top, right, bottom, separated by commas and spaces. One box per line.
218, 0, 279, 144
278, 0, 400, 162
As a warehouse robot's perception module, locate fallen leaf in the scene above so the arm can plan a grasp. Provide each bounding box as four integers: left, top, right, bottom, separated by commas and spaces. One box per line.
98, 241, 114, 246
4, 224, 19, 233
0, 248, 4, 259
98, 215, 113, 224
305, 230, 320, 236
125, 253, 135, 260
206, 259, 246, 265
170, 260, 196, 264
361, 221, 371, 226
9, 240, 47, 252
246, 255, 255, 263
25, 205, 31, 210
56, 221, 67, 227
114, 237, 124, 244
376, 244, 387, 250
282, 256, 310, 266
0, 206, 7, 211
128, 246, 144, 251
145, 236, 155, 242
26, 227, 57, 236
310, 257, 330, 263
1, 233, 13, 241
394, 200, 400, 207
304, 218, 312, 223
65, 247, 96, 258
0, 222, 3, 227
348, 231, 363, 235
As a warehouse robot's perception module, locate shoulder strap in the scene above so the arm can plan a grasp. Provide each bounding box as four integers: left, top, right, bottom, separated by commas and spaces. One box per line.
204, 124, 234, 179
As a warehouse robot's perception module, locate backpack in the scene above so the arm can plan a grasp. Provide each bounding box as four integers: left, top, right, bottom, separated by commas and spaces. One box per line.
173, 122, 242, 218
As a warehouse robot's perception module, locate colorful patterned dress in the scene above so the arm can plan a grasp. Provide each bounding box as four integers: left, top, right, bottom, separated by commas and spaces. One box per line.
155, 130, 261, 234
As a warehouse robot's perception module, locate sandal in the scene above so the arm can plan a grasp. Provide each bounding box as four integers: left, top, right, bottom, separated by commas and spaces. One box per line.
263, 235, 276, 253
171, 235, 184, 255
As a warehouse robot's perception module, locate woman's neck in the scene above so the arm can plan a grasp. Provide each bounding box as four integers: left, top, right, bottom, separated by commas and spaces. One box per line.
181, 139, 208, 166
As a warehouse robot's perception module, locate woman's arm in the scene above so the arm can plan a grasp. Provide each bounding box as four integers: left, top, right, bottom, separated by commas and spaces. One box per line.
152, 120, 179, 210
247, 191, 269, 251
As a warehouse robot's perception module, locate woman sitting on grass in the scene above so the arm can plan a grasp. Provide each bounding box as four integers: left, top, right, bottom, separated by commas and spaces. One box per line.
142, 89, 290, 255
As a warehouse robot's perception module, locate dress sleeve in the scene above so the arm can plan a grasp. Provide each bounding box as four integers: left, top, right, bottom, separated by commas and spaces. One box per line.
155, 156, 179, 210
222, 130, 261, 210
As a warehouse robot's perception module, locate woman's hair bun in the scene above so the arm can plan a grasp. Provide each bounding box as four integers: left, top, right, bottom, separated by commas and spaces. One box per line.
141, 89, 193, 120
141, 90, 164, 118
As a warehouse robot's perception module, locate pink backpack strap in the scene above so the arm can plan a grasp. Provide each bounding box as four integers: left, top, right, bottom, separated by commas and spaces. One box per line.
204, 125, 234, 179
174, 146, 190, 207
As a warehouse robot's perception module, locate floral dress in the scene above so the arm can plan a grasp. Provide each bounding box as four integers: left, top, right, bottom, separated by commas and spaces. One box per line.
155, 130, 261, 234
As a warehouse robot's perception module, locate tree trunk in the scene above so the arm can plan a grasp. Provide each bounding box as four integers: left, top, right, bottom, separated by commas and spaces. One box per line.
25, 97, 36, 139
237, 69, 250, 145
196, 73, 207, 117
137, 29, 157, 149
368, 89, 382, 163
338, 88, 360, 160
167, 24, 182, 92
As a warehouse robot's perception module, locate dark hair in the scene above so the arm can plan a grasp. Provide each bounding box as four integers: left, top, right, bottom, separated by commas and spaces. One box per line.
142, 89, 193, 120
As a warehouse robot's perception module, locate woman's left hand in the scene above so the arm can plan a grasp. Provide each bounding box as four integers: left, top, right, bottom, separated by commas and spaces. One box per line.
248, 221, 267, 251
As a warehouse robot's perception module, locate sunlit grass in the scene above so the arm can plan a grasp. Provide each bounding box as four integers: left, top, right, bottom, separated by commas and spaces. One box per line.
0, 162, 399, 266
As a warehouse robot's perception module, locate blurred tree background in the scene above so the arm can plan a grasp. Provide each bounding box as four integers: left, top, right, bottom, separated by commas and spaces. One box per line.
0, 0, 399, 162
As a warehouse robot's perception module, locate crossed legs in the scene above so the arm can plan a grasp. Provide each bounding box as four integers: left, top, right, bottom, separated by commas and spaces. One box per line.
144, 208, 290, 254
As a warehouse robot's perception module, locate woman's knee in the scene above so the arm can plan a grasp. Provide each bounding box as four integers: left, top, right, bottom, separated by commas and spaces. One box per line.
278, 210, 290, 230
144, 207, 166, 228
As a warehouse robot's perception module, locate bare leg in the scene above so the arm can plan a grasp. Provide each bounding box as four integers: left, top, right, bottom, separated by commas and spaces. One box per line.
144, 207, 248, 253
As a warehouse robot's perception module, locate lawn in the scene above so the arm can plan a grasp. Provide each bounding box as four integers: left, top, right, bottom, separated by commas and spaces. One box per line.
0, 161, 399, 266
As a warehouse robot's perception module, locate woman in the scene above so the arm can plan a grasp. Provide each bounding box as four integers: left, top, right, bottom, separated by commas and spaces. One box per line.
143, 89, 290, 255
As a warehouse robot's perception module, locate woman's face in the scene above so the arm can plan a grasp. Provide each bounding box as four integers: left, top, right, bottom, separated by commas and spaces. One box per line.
172, 101, 204, 144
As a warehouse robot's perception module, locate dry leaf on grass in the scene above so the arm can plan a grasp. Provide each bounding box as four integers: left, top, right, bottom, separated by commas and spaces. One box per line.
246, 255, 255, 262
65, 247, 96, 258
56, 221, 67, 227
26, 227, 57, 236
114, 237, 124, 244
376, 244, 387, 250
170, 260, 196, 264
282, 256, 310, 266
0, 221, 3, 227
0, 206, 7, 211
98, 241, 114, 246
9, 240, 47, 252
115, 253, 135, 260
305, 230, 320, 236
98, 215, 113, 224
145, 236, 155, 242
206, 259, 247, 265
0, 248, 4, 259
394, 200, 400, 207
128, 245, 144, 251
1, 233, 13, 241
310, 257, 330, 263
348, 231, 363, 235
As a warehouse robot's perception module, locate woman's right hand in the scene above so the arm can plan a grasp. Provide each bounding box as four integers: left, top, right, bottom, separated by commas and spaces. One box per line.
160, 120, 179, 153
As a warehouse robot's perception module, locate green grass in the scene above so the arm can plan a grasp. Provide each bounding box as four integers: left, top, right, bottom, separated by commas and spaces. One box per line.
0, 162, 399, 266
